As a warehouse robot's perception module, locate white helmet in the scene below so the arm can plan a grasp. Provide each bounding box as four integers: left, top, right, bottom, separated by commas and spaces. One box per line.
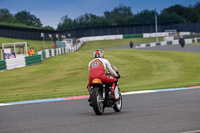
93, 49, 104, 58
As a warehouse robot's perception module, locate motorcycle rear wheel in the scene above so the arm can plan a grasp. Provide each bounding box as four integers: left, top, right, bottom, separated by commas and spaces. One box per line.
91, 87, 104, 115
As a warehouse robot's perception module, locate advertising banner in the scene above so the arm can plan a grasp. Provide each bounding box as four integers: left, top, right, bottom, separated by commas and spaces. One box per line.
4, 53, 16, 59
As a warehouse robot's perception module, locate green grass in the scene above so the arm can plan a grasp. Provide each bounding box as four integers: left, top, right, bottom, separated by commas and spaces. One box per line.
80, 37, 163, 51
0, 37, 200, 103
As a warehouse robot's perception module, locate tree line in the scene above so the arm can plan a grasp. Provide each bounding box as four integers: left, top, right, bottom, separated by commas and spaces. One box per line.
57, 2, 200, 30
0, 2, 200, 30
0, 9, 54, 30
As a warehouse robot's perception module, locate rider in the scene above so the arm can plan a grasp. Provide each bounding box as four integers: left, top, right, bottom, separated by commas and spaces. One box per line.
87, 49, 120, 101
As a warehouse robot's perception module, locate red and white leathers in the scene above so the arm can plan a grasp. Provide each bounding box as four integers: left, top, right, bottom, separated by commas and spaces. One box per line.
88, 58, 118, 88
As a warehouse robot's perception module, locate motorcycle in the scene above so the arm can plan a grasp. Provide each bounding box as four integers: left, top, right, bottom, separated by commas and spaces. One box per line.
89, 71, 122, 115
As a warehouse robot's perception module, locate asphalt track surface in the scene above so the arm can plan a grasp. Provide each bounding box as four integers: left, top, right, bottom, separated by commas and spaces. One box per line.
1, 44, 200, 133
0, 89, 200, 133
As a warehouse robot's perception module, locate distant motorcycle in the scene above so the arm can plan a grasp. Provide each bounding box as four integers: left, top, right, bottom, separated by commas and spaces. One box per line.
129, 41, 134, 48
89, 71, 122, 115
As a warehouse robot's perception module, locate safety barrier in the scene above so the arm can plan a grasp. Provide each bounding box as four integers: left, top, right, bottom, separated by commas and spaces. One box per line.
34, 42, 84, 61
45, 49, 50, 58
0, 60, 6, 71
58, 48, 60, 55
25, 55, 42, 66
49, 49, 52, 57
51, 49, 55, 56
79, 35, 123, 42
5, 57, 26, 70
136, 37, 200, 48
123, 34, 143, 38
143, 32, 169, 38
56, 49, 59, 55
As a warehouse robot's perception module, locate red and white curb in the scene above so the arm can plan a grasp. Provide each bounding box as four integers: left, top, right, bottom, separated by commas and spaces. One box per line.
0, 86, 200, 107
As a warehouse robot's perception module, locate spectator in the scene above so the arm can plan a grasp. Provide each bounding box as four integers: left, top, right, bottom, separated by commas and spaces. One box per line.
179, 36, 185, 48
28, 47, 34, 56
129, 41, 134, 48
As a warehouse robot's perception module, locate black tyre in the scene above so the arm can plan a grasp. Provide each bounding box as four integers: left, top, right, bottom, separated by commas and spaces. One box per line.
91, 87, 104, 115
113, 93, 122, 112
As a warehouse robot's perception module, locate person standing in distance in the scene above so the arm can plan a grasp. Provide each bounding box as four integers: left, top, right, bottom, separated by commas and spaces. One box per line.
28, 47, 34, 56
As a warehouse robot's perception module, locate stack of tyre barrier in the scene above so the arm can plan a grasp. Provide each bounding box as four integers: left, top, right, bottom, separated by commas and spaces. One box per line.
5, 57, 26, 70
36, 47, 68, 60
136, 37, 200, 48
25, 55, 42, 66
0, 60, 6, 71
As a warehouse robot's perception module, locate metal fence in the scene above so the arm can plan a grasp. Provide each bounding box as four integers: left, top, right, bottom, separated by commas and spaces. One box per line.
0, 25, 56, 40
0, 23, 200, 41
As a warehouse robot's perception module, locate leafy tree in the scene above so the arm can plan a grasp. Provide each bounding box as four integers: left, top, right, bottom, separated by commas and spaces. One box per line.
159, 12, 185, 23
161, 4, 197, 23
133, 10, 156, 24
57, 15, 73, 30
57, 2, 200, 30
57, 5, 135, 30
15, 10, 42, 27
103, 5, 134, 25
194, 2, 200, 23
42, 25, 54, 30
0, 8, 14, 23
79, 13, 104, 26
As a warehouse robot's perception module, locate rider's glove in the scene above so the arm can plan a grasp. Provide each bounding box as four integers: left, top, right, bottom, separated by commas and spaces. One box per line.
117, 74, 121, 79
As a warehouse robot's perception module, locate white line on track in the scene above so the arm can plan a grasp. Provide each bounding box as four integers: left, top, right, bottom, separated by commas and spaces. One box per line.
0, 87, 199, 107
181, 130, 200, 133
122, 90, 156, 95
0, 103, 11, 106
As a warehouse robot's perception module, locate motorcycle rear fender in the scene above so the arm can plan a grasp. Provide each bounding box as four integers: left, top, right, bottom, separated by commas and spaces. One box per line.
92, 78, 102, 85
